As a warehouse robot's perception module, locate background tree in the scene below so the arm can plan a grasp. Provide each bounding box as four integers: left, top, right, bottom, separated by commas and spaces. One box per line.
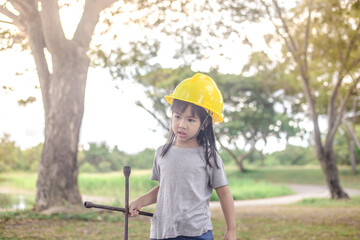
128, 148, 156, 169
0, 134, 21, 172
21, 143, 43, 172
334, 125, 360, 173
78, 142, 129, 172
82, 142, 113, 172
214, 72, 300, 172
0, 0, 116, 211
343, 94, 360, 174
265, 144, 317, 166
253, 0, 360, 198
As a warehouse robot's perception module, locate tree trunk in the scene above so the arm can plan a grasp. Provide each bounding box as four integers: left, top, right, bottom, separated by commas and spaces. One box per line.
219, 144, 254, 173
349, 140, 357, 174
319, 148, 349, 199
36, 45, 88, 211
345, 128, 357, 174
258, 150, 264, 166
236, 158, 245, 172
235, 148, 256, 172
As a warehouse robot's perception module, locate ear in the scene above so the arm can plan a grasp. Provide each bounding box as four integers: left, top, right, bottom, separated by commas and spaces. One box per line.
201, 119, 210, 130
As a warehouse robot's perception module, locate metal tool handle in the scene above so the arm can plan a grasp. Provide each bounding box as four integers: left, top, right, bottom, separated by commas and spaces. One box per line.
84, 201, 153, 217
123, 166, 131, 240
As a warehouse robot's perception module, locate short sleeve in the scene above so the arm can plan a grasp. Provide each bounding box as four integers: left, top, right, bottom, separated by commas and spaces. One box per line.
150, 147, 160, 181
209, 153, 228, 189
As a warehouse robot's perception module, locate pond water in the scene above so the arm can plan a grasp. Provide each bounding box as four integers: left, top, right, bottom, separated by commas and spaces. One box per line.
0, 194, 34, 211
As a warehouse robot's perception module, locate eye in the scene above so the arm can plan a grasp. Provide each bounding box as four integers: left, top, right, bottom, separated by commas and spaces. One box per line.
188, 118, 195, 122
174, 114, 181, 119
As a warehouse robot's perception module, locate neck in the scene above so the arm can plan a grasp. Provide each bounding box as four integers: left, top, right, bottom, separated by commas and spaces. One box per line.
173, 137, 200, 148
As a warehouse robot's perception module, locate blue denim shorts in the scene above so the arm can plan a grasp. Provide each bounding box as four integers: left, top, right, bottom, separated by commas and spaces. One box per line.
150, 230, 214, 240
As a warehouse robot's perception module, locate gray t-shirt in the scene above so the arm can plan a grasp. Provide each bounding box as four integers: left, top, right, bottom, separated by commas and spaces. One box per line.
150, 145, 228, 239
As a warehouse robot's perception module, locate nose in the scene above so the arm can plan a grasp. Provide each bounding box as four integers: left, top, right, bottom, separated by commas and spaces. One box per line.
178, 118, 187, 129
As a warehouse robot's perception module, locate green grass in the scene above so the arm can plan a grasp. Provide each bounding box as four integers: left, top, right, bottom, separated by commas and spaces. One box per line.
80, 170, 294, 201
0, 168, 296, 203
0, 172, 37, 191
78, 171, 158, 197
294, 196, 360, 207
1, 166, 360, 239
225, 165, 360, 189
211, 178, 293, 201
1, 199, 360, 240
0, 166, 359, 206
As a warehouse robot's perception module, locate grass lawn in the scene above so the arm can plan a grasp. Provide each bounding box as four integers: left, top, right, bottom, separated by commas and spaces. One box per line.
1, 197, 360, 239
1, 165, 359, 208
0, 167, 299, 205
225, 165, 360, 189
1, 166, 359, 239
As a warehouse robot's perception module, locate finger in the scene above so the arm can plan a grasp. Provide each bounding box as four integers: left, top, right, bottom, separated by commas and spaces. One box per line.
130, 208, 138, 217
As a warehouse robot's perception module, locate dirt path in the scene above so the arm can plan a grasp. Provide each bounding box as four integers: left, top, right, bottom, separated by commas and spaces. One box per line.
210, 184, 360, 209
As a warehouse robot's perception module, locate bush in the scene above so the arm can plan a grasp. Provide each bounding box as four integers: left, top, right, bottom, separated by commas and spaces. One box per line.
129, 148, 156, 169
264, 144, 317, 166
79, 162, 97, 173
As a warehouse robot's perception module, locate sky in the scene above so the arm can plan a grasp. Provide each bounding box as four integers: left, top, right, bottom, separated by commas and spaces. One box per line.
0, 1, 309, 154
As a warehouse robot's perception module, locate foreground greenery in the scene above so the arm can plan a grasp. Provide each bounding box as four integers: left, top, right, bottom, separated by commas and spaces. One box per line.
1, 197, 360, 240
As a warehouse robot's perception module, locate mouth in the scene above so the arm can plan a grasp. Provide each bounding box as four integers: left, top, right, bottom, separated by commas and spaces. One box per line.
177, 131, 186, 138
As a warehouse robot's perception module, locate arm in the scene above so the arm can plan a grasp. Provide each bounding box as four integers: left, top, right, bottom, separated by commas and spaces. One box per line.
215, 185, 237, 240
129, 184, 159, 217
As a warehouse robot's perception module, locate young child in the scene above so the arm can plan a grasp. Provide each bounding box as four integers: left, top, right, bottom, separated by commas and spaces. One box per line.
129, 73, 237, 240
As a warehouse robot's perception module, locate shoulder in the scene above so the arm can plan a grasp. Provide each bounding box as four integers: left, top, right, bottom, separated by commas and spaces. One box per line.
154, 145, 166, 158
155, 145, 165, 153
207, 149, 224, 168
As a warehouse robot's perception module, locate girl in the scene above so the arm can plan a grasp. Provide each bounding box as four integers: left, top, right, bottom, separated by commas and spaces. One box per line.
129, 73, 236, 240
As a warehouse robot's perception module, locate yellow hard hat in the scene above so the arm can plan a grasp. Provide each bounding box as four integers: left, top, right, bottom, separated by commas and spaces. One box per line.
164, 73, 224, 123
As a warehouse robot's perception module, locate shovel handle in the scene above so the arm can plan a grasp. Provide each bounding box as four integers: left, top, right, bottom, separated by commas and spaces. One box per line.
84, 201, 153, 217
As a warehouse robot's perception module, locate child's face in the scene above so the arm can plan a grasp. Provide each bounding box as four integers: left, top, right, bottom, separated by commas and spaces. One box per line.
172, 105, 202, 148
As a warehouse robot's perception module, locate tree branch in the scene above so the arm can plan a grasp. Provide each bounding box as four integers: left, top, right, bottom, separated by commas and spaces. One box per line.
0, 4, 16, 20
260, 0, 297, 59
0, 3, 25, 30
73, 0, 116, 50
39, 0, 67, 55
18, 1, 51, 108
9, 0, 31, 13
344, 20, 360, 67
272, 0, 301, 62
219, 142, 239, 163
343, 120, 360, 149
326, 76, 360, 148
270, 0, 323, 155
4, 1, 50, 107
328, 20, 360, 134
0, 19, 12, 24
303, 0, 313, 74
347, 57, 360, 72
135, 101, 169, 131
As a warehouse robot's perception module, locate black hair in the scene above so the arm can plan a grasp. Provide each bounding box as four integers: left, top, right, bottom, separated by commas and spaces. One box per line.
161, 99, 219, 168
